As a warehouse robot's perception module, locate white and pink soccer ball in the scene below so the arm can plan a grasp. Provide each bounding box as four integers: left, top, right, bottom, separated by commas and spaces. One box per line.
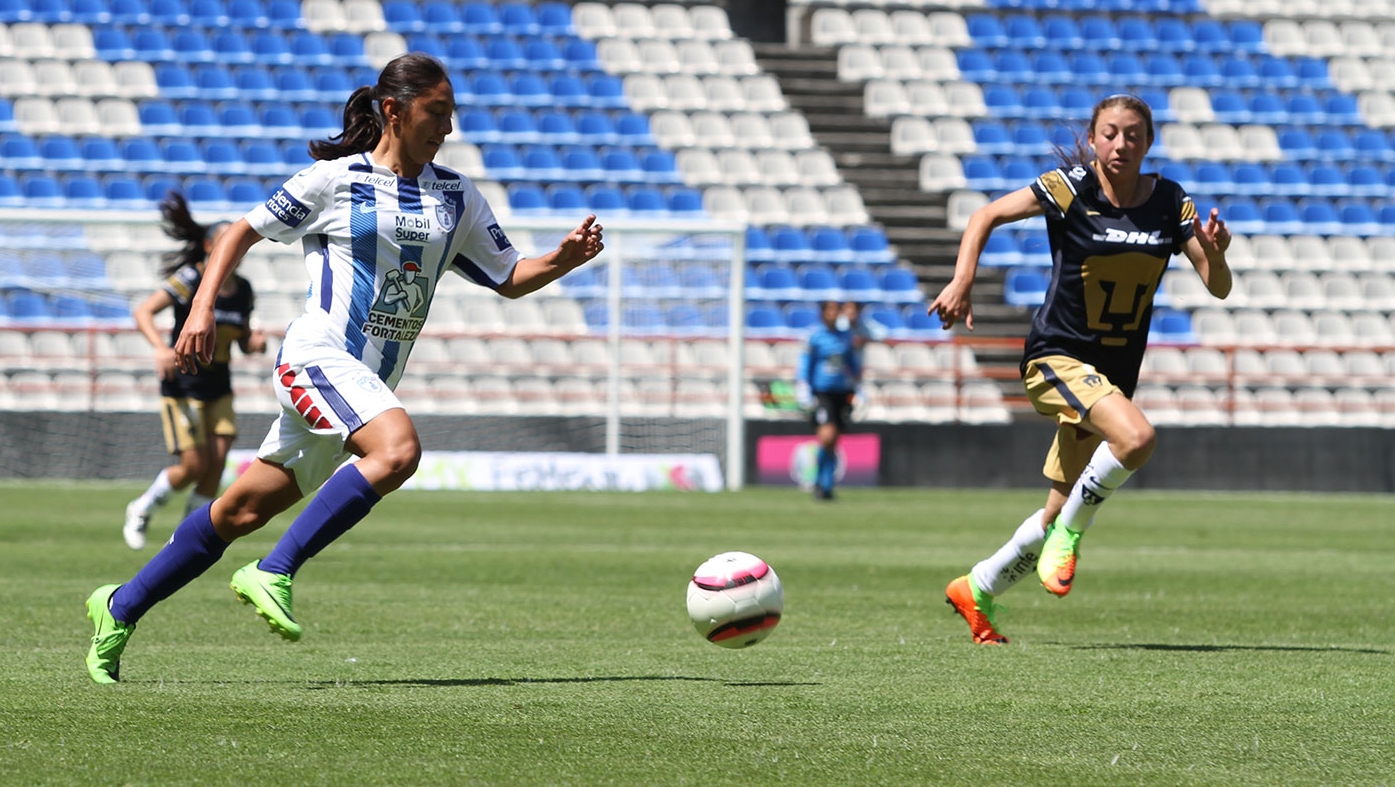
686, 551, 784, 649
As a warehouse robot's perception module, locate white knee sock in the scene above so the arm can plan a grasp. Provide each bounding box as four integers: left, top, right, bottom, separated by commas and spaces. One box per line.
1057, 442, 1135, 533
970, 509, 1047, 596
135, 468, 175, 513
184, 491, 214, 517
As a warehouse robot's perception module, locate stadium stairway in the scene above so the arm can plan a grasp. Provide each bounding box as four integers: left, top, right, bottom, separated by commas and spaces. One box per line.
752, 41, 1031, 373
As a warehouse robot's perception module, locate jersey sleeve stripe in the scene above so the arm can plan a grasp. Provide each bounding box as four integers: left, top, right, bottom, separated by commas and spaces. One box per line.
451, 253, 504, 289
1037, 169, 1076, 217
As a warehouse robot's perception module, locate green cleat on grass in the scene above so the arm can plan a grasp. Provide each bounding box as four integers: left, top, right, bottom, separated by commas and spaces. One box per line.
230, 561, 302, 641
1038, 520, 1084, 597
85, 584, 134, 684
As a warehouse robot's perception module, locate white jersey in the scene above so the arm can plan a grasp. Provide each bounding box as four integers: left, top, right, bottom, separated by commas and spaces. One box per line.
246, 153, 521, 388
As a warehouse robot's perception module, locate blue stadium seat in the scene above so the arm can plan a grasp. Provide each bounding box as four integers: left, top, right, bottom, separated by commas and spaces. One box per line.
1142, 54, 1184, 87
1325, 94, 1362, 126
259, 105, 301, 138
1277, 127, 1317, 160
808, 225, 854, 265
1189, 19, 1230, 54
21, 174, 64, 207
584, 184, 626, 214
879, 267, 922, 303
250, 29, 292, 64
486, 37, 529, 70
1117, 16, 1158, 51
201, 138, 243, 174
614, 111, 655, 146
798, 264, 841, 301
507, 183, 547, 214
601, 149, 644, 184
1068, 53, 1109, 86
1079, 15, 1120, 50
172, 28, 214, 63
0, 173, 20, 207
1336, 199, 1379, 235
161, 139, 203, 173
1031, 51, 1072, 85
1231, 162, 1273, 197
1180, 54, 1223, 87
535, 1, 572, 36
457, 109, 499, 143
211, 29, 253, 64
132, 27, 175, 61
549, 74, 590, 108
63, 176, 105, 208
188, 0, 228, 25
1210, 90, 1250, 124
521, 144, 563, 179
962, 157, 1005, 191
574, 111, 616, 145
1137, 88, 1174, 122
7, 291, 54, 324
265, 0, 297, 27
234, 65, 278, 100
471, 72, 513, 107
1004, 267, 1048, 307
460, 1, 502, 35
1220, 197, 1262, 234
153, 63, 198, 99
288, 30, 333, 66
1286, 93, 1326, 126
1247, 92, 1288, 125
1297, 199, 1342, 235
784, 302, 820, 331
983, 86, 1025, 118
1158, 161, 1195, 190
560, 146, 603, 180
107, 0, 147, 26
0, 98, 15, 134
749, 264, 799, 301
1268, 162, 1309, 197
666, 303, 706, 334
640, 149, 680, 184
1346, 165, 1386, 198
769, 226, 811, 264
137, 100, 181, 135
966, 14, 1009, 48
956, 49, 996, 82
299, 105, 338, 138
1149, 308, 1194, 344
1003, 14, 1045, 49
327, 33, 367, 67
1315, 129, 1355, 162
744, 226, 775, 263
481, 144, 525, 179
666, 186, 703, 216
421, 2, 462, 33
562, 38, 600, 72
381, 0, 424, 32
40, 136, 83, 172
905, 308, 951, 340
1293, 57, 1330, 90
1041, 15, 1082, 50
524, 38, 566, 72
847, 226, 893, 265
745, 302, 785, 337
149, 0, 189, 26
498, 2, 538, 36
81, 137, 123, 172
998, 52, 1039, 87
1260, 198, 1302, 234
194, 63, 239, 99
495, 109, 538, 143
225, 177, 264, 204
510, 73, 552, 107
1059, 88, 1096, 119
545, 183, 586, 212
1307, 164, 1346, 197
1020, 87, 1063, 120
838, 267, 881, 302
865, 305, 907, 337
1000, 156, 1039, 185
241, 139, 282, 175
440, 37, 486, 70
1218, 57, 1260, 89
973, 121, 1014, 156
226, 0, 268, 27
1255, 56, 1298, 89
587, 74, 627, 109
311, 68, 353, 102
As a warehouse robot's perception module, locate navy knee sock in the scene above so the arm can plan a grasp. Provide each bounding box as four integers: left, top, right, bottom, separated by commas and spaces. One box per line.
258, 464, 381, 578
816, 446, 836, 490
109, 504, 228, 625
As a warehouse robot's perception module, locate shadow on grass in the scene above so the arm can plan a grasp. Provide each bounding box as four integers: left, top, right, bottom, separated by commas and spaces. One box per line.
306, 676, 821, 689
1070, 643, 1389, 655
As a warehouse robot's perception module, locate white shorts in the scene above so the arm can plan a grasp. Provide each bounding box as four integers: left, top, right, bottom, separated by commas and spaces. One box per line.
256, 340, 404, 495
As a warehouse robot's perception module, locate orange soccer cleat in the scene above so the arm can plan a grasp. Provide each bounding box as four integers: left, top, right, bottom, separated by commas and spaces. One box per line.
944, 575, 1008, 645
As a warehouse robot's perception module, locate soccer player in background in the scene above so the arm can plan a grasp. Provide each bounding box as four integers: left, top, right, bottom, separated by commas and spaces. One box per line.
123, 191, 267, 550
796, 301, 863, 501
930, 94, 1233, 644
84, 52, 604, 683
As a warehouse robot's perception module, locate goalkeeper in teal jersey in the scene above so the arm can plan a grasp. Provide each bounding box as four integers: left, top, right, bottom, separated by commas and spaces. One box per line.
795, 301, 863, 500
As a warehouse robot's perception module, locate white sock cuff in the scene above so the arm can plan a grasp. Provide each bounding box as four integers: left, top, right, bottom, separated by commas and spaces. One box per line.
1089, 442, 1134, 490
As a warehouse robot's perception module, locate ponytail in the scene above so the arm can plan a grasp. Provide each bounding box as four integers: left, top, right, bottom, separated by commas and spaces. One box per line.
157, 191, 227, 276
308, 85, 381, 161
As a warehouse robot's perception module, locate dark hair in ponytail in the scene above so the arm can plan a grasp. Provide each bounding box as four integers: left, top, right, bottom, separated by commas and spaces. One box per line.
1053, 93, 1155, 170
308, 52, 452, 161
157, 191, 230, 276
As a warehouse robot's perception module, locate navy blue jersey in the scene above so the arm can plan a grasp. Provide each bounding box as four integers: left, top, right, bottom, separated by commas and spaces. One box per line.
1022, 165, 1196, 397
160, 265, 255, 400
798, 326, 861, 395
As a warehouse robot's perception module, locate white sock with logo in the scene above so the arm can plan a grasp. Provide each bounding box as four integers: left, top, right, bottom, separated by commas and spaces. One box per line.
1057, 442, 1134, 533
970, 509, 1047, 596
135, 468, 175, 513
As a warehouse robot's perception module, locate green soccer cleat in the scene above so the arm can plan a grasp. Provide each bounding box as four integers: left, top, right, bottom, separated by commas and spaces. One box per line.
1038, 520, 1084, 597
85, 584, 134, 684
230, 561, 302, 642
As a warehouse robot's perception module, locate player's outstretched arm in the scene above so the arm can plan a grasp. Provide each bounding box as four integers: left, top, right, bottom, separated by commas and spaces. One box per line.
497, 215, 605, 299
1185, 207, 1233, 299
929, 186, 1042, 331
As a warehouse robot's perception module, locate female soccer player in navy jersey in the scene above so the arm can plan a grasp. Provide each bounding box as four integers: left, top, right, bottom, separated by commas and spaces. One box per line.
85, 52, 604, 683
932, 95, 1233, 644
123, 191, 267, 551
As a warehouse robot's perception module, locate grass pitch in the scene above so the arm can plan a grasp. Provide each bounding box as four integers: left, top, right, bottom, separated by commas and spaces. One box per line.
1, 483, 1392, 786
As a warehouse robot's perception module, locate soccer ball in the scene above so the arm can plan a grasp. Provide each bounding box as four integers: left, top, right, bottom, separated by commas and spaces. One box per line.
686, 551, 784, 649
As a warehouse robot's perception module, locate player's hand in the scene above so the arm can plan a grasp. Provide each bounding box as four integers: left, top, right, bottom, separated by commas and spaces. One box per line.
153, 346, 178, 381
927, 280, 974, 331
1194, 207, 1230, 260
556, 214, 604, 269
173, 307, 215, 373
246, 328, 268, 354
794, 380, 814, 410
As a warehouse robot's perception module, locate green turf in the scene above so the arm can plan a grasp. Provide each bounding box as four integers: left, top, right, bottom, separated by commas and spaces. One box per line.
1, 482, 1392, 786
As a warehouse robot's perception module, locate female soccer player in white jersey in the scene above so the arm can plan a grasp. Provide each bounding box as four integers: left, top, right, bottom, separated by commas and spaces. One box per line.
85, 53, 604, 683
931, 95, 1232, 644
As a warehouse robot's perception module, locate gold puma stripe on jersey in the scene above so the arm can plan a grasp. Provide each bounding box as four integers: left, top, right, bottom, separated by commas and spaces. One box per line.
1178, 196, 1197, 225
1037, 169, 1076, 217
